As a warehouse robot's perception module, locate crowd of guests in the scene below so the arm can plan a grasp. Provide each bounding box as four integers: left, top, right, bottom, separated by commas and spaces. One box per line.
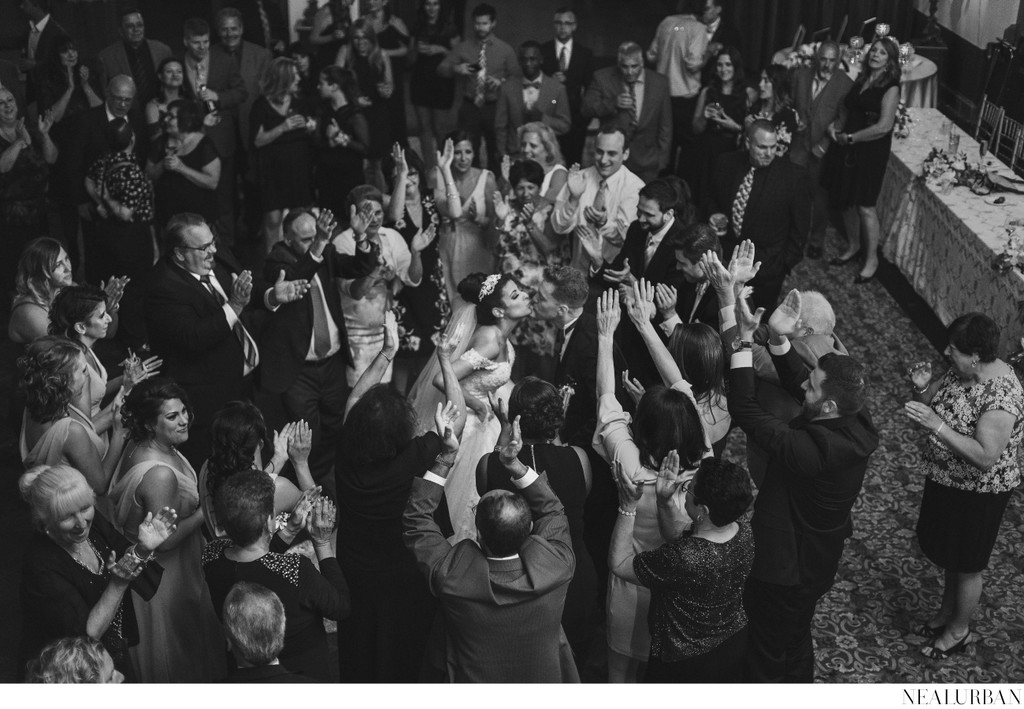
6, 0, 1024, 686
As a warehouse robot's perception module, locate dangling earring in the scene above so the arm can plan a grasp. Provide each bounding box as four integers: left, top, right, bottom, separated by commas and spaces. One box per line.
972, 360, 978, 368
695, 514, 704, 526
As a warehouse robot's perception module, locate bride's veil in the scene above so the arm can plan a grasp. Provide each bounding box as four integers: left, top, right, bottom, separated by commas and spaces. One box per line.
407, 299, 477, 433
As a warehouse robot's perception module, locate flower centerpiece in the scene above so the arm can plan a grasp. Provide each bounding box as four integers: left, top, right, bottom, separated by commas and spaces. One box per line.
920, 147, 991, 193
894, 101, 912, 139
783, 43, 819, 70
994, 219, 1024, 272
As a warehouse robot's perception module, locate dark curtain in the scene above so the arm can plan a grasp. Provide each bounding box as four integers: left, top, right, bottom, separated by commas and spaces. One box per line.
720, 0, 916, 75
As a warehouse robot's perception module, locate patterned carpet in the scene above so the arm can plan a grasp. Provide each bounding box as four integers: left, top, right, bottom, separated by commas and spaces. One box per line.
728, 242, 1024, 683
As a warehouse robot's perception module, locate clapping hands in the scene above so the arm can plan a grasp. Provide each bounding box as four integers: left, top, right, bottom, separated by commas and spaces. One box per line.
136, 507, 178, 554
767, 289, 801, 340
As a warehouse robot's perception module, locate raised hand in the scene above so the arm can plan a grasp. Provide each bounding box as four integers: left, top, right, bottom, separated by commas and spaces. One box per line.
596, 288, 621, 337
123, 354, 161, 390
654, 283, 678, 319
391, 142, 407, 178
728, 239, 761, 285
136, 507, 178, 553
434, 401, 460, 452
349, 203, 370, 237
38, 111, 54, 135
624, 278, 656, 327
767, 289, 801, 339
612, 460, 643, 512
622, 370, 646, 407
315, 208, 337, 240
229, 270, 254, 310
574, 222, 603, 266
102, 275, 129, 312
270, 422, 294, 474
500, 154, 511, 184
493, 190, 510, 222
436, 138, 455, 173
654, 450, 686, 505
383, 309, 398, 358
496, 415, 523, 469
699, 249, 732, 294
288, 420, 312, 464
734, 290, 765, 341
566, 163, 586, 198
488, 391, 509, 426
272, 269, 311, 304
306, 497, 337, 545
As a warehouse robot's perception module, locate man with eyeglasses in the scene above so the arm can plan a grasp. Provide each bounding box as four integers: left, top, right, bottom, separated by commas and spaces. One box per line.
144, 212, 316, 464
97, 7, 172, 106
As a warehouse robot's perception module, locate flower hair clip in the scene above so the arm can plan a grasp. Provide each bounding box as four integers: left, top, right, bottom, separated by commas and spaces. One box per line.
478, 274, 502, 301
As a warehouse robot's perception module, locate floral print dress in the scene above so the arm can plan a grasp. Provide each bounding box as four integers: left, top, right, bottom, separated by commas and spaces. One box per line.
496, 204, 570, 357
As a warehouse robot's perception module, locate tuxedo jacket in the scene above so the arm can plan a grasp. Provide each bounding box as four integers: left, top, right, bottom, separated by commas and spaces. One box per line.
556, 311, 627, 448
789, 66, 854, 167
728, 347, 878, 590
675, 279, 721, 329
540, 40, 594, 117
260, 241, 376, 393
97, 39, 173, 99
403, 474, 578, 683
708, 151, 810, 281
180, 51, 248, 159
144, 252, 270, 422
494, 74, 571, 157
211, 41, 270, 152
581, 67, 673, 177
594, 220, 685, 385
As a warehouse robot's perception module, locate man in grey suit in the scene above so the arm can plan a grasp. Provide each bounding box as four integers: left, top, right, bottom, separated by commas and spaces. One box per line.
403, 418, 579, 683
97, 7, 172, 106
790, 41, 853, 259
582, 41, 673, 183
495, 41, 570, 159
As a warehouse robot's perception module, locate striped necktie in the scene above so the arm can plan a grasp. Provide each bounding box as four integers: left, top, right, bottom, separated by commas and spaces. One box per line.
256, 0, 273, 48
200, 274, 259, 372
731, 167, 756, 239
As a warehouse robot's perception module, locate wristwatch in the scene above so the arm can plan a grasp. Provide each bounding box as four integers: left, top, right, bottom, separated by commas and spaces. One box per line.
732, 339, 753, 352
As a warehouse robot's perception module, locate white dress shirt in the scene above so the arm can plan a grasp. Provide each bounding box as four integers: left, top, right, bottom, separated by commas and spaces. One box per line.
555, 39, 573, 71
550, 165, 645, 264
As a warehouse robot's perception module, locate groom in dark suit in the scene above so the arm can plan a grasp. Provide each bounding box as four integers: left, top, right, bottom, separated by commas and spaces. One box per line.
495, 40, 570, 158
534, 265, 625, 607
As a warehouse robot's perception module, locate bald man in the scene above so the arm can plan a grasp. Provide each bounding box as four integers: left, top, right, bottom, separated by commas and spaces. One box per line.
403, 432, 579, 683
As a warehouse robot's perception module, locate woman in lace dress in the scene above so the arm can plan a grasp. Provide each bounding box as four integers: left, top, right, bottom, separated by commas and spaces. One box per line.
411, 272, 532, 541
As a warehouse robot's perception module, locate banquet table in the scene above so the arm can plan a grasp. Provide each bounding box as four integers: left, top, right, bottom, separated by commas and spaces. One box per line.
878, 107, 1024, 354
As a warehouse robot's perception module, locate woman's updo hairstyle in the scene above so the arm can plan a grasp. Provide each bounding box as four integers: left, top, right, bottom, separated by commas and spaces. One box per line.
508, 376, 565, 441
18, 335, 86, 423
509, 159, 545, 188
121, 377, 192, 443
457, 272, 516, 326
207, 401, 273, 497
48, 284, 106, 340
692, 457, 753, 527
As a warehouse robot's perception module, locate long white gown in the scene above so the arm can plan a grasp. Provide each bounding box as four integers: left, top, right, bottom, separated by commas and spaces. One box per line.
442, 341, 515, 542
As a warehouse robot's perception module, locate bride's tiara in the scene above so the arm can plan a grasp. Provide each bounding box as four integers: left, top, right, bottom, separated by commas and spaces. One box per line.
478, 274, 502, 301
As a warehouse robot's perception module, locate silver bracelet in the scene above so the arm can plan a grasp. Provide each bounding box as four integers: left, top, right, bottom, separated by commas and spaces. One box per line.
617, 507, 637, 517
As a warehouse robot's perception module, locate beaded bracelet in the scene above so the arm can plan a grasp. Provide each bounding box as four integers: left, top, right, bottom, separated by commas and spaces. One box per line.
617, 507, 637, 517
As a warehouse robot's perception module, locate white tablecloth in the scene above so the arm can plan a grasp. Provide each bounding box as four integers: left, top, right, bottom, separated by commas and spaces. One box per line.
878, 107, 1024, 353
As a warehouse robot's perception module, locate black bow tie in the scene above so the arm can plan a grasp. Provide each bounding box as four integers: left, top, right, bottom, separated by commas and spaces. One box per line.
524, 80, 542, 88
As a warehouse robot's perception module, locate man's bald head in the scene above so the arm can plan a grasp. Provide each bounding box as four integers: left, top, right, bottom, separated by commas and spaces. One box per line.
475, 489, 531, 556
105, 75, 137, 117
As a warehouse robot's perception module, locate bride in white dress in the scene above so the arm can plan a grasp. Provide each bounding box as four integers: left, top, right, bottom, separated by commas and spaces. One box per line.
407, 272, 532, 541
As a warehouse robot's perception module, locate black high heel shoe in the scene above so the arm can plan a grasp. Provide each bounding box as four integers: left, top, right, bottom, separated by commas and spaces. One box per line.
918, 622, 945, 639
828, 251, 861, 267
921, 631, 974, 660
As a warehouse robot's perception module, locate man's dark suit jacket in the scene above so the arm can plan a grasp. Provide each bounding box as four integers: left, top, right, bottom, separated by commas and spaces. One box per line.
708, 151, 810, 282
593, 219, 685, 386
675, 279, 720, 329
260, 241, 375, 394
213, 0, 288, 50
789, 66, 854, 168
540, 40, 593, 118
26, 16, 66, 103
97, 39, 173, 99
494, 73, 571, 157
210, 40, 269, 152
224, 664, 316, 683
728, 346, 878, 590
581, 67, 673, 179
403, 474, 578, 683
144, 252, 270, 434
181, 51, 247, 160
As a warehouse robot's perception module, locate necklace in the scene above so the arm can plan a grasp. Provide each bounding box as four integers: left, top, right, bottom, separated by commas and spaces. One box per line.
67, 538, 104, 575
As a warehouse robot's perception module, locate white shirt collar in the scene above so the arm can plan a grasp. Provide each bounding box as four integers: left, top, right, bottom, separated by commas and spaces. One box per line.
706, 17, 721, 35
555, 38, 573, 53
647, 217, 675, 248
104, 105, 118, 123
31, 14, 50, 32
486, 553, 521, 561
564, 313, 581, 333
